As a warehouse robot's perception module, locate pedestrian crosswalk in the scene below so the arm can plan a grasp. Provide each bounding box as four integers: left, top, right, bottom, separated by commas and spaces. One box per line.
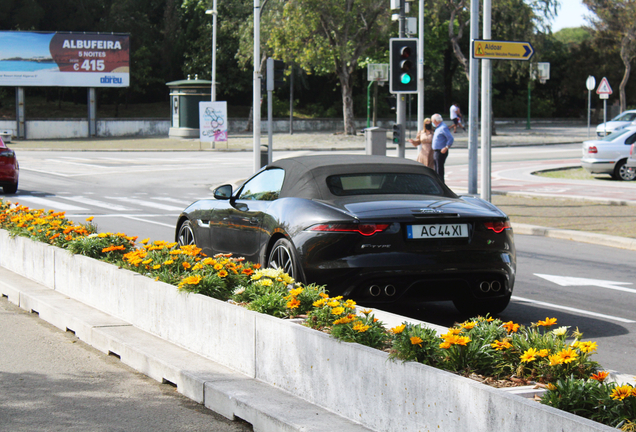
0, 193, 201, 214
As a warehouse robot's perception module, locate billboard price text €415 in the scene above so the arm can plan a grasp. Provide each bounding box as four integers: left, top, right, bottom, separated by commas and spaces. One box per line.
390, 38, 418, 94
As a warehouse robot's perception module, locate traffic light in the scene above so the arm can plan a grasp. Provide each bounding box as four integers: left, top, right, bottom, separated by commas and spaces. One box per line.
392, 123, 402, 144
390, 38, 418, 94
266, 58, 285, 91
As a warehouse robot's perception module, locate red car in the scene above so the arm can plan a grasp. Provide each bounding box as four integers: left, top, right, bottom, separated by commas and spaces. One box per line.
0, 136, 19, 194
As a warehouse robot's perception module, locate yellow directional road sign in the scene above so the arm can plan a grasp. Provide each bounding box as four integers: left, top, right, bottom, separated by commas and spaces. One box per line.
472, 40, 534, 61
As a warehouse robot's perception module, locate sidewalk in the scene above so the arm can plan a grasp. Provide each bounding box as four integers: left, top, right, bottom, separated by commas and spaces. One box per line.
7, 122, 594, 152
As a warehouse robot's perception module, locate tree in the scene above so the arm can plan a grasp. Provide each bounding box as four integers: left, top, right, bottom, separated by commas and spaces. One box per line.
266, 0, 391, 135
584, 0, 636, 112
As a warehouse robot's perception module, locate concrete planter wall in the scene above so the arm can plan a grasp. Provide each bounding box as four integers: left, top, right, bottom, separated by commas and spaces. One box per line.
0, 229, 615, 432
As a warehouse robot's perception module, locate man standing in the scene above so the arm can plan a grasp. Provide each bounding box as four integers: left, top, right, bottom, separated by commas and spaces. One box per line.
431, 113, 454, 182
449, 102, 465, 133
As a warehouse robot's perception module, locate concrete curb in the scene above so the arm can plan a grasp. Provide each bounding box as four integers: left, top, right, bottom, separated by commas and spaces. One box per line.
512, 223, 636, 251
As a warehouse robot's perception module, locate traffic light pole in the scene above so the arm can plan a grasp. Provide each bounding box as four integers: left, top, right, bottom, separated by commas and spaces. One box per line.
253, 0, 262, 173
396, 0, 406, 158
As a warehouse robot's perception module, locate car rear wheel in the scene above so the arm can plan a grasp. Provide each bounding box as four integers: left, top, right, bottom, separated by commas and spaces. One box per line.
453, 294, 511, 317
613, 159, 636, 181
267, 238, 298, 280
177, 220, 196, 246
3, 182, 18, 194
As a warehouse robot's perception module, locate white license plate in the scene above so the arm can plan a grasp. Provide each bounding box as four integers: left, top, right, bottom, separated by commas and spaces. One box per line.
406, 223, 468, 239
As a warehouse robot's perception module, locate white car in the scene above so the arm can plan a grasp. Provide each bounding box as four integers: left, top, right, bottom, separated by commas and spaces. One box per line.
581, 125, 636, 181
627, 143, 636, 170
596, 109, 636, 137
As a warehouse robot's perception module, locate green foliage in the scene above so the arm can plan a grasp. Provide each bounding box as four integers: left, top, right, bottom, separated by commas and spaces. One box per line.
330, 312, 390, 350
389, 323, 443, 366
247, 292, 288, 317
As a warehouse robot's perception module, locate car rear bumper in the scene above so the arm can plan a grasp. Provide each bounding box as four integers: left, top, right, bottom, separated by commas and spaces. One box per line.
581, 159, 615, 174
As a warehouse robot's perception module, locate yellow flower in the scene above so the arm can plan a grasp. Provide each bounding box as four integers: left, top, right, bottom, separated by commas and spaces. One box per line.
537, 317, 557, 327
214, 263, 223, 271
163, 260, 174, 265
447, 328, 462, 335
289, 287, 303, 297
331, 307, 345, 315
558, 348, 578, 364
142, 259, 153, 265
391, 324, 406, 334
85, 216, 94, 222
313, 298, 327, 307
549, 354, 564, 366
610, 385, 634, 401
319, 292, 329, 299
141, 238, 150, 244
538, 349, 550, 357
439, 341, 452, 349
218, 270, 228, 278
577, 341, 598, 354
178, 275, 202, 288
410, 336, 423, 346
491, 339, 512, 350
152, 264, 161, 270
360, 309, 372, 315
344, 299, 357, 308
327, 301, 340, 308
260, 279, 272, 287
333, 314, 356, 325
352, 322, 370, 333
461, 321, 476, 330
520, 348, 539, 363
182, 262, 191, 269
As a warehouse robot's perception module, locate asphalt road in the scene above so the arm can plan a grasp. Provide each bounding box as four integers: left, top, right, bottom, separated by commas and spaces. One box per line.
2, 145, 635, 376
0, 296, 252, 432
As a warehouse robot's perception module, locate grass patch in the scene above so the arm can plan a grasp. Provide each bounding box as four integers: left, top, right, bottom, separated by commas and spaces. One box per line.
534, 167, 607, 181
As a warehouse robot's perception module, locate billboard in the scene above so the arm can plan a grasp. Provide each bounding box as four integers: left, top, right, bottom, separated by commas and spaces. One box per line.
0, 31, 129, 87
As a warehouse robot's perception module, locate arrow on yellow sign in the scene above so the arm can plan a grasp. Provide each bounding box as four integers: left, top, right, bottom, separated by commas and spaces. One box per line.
472, 40, 534, 61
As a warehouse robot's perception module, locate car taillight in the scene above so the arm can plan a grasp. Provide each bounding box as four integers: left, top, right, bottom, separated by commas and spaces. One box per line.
309, 223, 390, 236
484, 221, 511, 233
588, 146, 598, 154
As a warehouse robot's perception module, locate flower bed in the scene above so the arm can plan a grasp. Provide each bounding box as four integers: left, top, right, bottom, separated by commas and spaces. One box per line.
1, 199, 634, 430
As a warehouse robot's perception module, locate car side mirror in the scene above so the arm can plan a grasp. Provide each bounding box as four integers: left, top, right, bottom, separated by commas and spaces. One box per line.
213, 184, 233, 200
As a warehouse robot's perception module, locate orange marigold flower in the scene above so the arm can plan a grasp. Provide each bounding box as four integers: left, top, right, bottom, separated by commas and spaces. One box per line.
287, 298, 301, 309
182, 262, 191, 269
503, 321, 520, 333
391, 324, 406, 334
241, 268, 254, 276
461, 321, 476, 330
537, 317, 557, 327
49, 233, 60, 240
410, 336, 423, 346
491, 339, 512, 350
352, 322, 370, 333
590, 371, 609, 382
610, 385, 633, 401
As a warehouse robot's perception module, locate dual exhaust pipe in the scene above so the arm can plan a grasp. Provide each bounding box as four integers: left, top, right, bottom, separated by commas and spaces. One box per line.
369, 284, 396, 297
479, 280, 502, 293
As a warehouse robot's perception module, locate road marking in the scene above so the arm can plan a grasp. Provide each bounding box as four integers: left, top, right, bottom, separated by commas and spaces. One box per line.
512, 296, 636, 323
12, 196, 88, 211
122, 215, 175, 228
153, 197, 194, 206
105, 196, 184, 211
60, 196, 135, 212
535, 273, 636, 294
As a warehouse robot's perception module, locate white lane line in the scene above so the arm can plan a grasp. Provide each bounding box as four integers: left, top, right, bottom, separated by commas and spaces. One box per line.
45, 159, 110, 169
59, 196, 136, 212
512, 296, 636, 323
122, 215, 175, 228
13, 196, 88, 211
153, 197, 194, 206
105, 196, 183, 211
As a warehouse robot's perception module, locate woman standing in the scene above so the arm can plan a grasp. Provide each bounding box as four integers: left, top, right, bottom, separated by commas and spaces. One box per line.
408, 118, 434, 169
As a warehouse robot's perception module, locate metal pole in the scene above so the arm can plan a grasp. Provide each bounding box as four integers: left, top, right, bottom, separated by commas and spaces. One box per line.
212, 0, 217, 102
289, 64, 294, 135
480, 0, 492, 202
396, 0, 406, 158
526, 79, 531, 130
253, 0, 261, 173
367, 80, 373, 128
417, 0, 425, 133
268, 87, 273, 165
587, 89, 591, 137
16, 87, 25, 139
88, 88, 96, 137
603, 99, 607, 136
467, 0, 480, 195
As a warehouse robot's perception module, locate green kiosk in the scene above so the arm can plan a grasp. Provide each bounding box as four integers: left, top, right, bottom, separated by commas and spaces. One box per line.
167, 76, 212, 138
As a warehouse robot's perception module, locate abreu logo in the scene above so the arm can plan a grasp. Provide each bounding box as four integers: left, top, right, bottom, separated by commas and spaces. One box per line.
100, 76, 123, 84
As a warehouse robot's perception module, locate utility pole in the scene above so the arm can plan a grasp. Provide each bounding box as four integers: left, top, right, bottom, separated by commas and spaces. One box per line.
253, 0, 261, 173
480, 0, 492, 202
467, 0, 479, 195
396, 0, 406, 158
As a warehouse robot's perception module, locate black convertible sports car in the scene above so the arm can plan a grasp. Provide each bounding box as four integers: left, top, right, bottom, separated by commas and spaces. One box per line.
176, 155, 516, 315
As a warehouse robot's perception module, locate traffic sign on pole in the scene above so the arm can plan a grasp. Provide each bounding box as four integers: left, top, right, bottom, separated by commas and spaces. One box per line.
472, 40, 534, 61
596, 77, 612, 100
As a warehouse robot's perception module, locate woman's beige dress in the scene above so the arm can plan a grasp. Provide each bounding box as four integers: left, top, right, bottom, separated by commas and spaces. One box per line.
411, 129, 434, 169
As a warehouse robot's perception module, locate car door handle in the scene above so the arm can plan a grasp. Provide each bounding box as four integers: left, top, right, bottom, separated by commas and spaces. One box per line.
197, 220, 210, 228
249, 217, 259, 225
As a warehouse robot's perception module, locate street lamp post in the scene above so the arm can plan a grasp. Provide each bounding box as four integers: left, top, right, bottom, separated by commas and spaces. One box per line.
205, 3, 217, 102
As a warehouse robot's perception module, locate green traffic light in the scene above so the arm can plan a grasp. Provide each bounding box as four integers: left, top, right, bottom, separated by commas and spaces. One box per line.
400, 73, 411, 85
